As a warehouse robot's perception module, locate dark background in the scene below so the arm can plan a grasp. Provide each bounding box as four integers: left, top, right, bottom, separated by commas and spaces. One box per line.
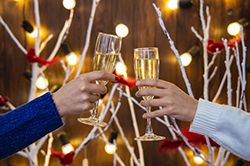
0, 0, 250, 165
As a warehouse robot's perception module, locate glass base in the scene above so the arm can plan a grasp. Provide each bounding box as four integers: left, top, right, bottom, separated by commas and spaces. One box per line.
78, 117, 107, 127
134, 133, 165, 141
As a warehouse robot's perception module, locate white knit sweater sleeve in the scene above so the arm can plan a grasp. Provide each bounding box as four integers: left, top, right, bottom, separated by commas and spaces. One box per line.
190, 99, 250, 161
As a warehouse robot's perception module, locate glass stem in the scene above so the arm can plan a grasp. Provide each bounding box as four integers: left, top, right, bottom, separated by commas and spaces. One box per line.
145, 106, 153, 134
91, 99, 99, 119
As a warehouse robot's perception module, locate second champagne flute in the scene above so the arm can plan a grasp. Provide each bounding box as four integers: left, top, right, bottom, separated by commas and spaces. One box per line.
78, 32, 122, 127
134, 47, 165, 141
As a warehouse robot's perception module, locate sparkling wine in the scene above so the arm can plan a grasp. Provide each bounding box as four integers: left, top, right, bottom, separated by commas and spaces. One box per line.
94, 52, 119, 85
134, 58, 159, 100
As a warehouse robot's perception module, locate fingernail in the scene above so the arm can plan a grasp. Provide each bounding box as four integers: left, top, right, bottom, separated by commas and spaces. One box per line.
142, 114, 147, 119
136, 81, 140, 86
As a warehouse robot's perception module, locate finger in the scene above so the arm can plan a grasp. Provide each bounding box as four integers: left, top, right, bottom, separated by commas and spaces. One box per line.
81, 101, 96, 111
135, 88, 166, 98
142, 109, 167, 119
81, 84, 107, 94
88, 94, 100, 102
80, 71, 118, 83
136, 79, 172, 89
140, 98, 168, 108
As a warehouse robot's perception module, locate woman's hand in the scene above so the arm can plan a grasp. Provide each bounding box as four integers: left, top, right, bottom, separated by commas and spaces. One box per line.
135, 79, 198, 122
53, 71, 118, 117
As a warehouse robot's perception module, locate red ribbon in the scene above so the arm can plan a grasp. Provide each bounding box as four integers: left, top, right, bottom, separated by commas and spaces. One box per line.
26, 48, 58, 66
159, 129, 219, 154
207, 33, 243, 54
113, 70, 136, 89
0, 96, 9, 107
50, 147, 75, 165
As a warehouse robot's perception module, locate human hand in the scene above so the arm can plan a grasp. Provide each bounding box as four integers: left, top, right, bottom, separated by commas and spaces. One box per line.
52, 71, 118, 117
135, 79, 198, 122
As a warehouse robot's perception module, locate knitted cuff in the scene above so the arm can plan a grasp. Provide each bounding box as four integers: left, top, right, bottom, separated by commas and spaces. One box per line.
189, 99, 222, 137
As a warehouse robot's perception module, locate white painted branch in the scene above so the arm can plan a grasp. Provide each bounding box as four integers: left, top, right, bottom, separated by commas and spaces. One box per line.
62, 9, 74, 42
212, 56, 234, 103
223, 39, 232, 106
34, 0, 41, 54
124, 86, 144, 166
214, 148, 226, 166
41, 9, 74, 72
208, 66, 218, 82
191, 27, 203, 42
162, 115, 190, 166
240, 26, 247, 110
37, 66, 49, 92
162, 115, 178, 137
236, 77, 241, 108
34, 135, 48, 153
98, 129, 125, 166
38, 34, 53, 55
43, 133, 54, 166
75, 0, 100, 78
28, 64, 39, 101
178, 147, 191, 166
170, 117, 210, 164
0, 16, 27, 54
152, 3, 194, 97
6, 101, 16, 111
207, 53, 218, 70
221, 151, 231, 166
17, 150, 29, 158
199, 1, 213, 163
110, 102, 141, 166
60, 59, 79, 86
25, 148, 36, 165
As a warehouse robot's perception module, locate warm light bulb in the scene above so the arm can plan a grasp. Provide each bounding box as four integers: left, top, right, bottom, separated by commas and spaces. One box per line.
115, 23, 129, 38
115, 62, 127, 75
36, 76, 49, 90
63, 0, 76, 10
193, 155, 204, 165
227, 22, 241, 36
62, 143, 74, 154
66, 52, 78, 65
167, 0, 178, 10
27, 27, 38, 38
180, 52, 192, 66
105, 143, 116, 154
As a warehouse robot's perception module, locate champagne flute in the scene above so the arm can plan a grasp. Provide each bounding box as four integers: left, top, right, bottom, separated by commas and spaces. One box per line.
134, 47, 165, 141
78, 32, 122, 127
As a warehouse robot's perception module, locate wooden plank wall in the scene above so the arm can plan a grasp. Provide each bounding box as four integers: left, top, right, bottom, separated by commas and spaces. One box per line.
0, 0, 250, 165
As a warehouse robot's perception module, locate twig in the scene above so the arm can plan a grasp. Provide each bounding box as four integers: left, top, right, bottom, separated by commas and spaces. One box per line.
75, 0, 100, 78
152, 3, 194, 97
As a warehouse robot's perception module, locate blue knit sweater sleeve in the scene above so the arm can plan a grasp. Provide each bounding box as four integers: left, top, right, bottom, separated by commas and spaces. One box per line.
0, 92, 63, 159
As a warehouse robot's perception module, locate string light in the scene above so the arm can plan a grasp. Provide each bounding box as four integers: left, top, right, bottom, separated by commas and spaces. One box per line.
115, 23, 129, 38
21, 20, 38, 38
105, 130, 118, 155
63, 0, 76, 10
35, 75, 48, 90
166, 0, 193, 10
167, 0, 178, 10
115, 62, 127, 76
193, 155, 204, 165
61, 43, 78, 66
58, 132, 74, 154
180, 46, 199, 67
227, 18, 249, 36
